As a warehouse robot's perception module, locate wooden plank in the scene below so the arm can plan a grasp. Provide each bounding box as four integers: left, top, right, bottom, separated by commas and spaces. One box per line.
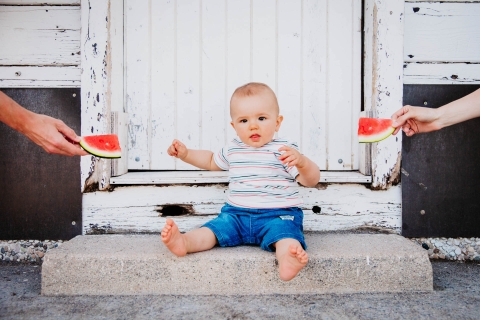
150, 0, 176, 170
302, 0, 327, 170
0, 6, 80, 66
277, 0, 302, 146
125, 0, 151, 170
83, 183, 398, 234
251, 0, 276, 90
176, 0, 201, 170
0, 1, 79, 4
404, 3, 480, 63
226, 0, 250, 142
364, 0, 404, 189
326, 0, 355, 170
109, 171, 371, 185
80, 0, 123, 191
111, 112, 129, 177
201, 0, 227, 153
0, 66, 80, 87
351, 0, 362, 170
404, 63, 480, 85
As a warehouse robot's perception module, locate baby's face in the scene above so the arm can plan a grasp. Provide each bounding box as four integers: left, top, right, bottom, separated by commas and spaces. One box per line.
230, 91, 283, 148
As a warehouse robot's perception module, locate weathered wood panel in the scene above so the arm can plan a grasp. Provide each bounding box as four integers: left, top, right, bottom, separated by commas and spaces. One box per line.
125, 0, 362, 171
0, 0, 79, 4
80, 0, 124, 191
364, 0, 404, 189
83, 184, 401, 234
404, 63, 480, 85
0, 88, 82, 240
110, 171, 372, 184
0, 6, 80, 66
0, 66, 80, 87
404, 3, 480, 63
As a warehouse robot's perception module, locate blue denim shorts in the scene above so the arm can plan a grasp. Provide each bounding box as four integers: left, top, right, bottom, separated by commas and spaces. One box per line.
202, 204, 306, 252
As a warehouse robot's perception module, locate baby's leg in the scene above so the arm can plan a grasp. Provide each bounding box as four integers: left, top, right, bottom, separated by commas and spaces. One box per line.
161, 218, 217, 257
273, 238, 308, 281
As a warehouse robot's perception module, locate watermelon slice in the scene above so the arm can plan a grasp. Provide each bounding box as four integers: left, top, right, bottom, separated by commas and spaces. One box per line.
80, 134, 121, 158
358, 118, 395, 143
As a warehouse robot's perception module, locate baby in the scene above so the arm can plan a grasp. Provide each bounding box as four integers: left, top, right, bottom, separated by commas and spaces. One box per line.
162, 82, 320, 281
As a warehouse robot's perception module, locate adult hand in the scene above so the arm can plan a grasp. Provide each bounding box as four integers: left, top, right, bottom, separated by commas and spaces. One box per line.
391, 105, 441, 137
22, 113, 89, 156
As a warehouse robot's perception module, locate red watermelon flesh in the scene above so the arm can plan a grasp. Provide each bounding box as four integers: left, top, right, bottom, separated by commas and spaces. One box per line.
358, 118, 395, 143
80, 134, 121, 158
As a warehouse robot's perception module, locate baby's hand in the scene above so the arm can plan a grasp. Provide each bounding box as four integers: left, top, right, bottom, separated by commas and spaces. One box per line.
278, 145, 306, 168
167, 139, 188, 160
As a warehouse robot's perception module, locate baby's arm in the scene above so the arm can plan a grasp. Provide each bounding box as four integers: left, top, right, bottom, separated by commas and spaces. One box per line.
167, 139, 222, 171
278, 146, 320, 187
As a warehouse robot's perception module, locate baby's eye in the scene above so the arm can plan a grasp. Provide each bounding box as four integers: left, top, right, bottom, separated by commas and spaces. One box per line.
259, 117, 266, 121
240, 119, 247, 123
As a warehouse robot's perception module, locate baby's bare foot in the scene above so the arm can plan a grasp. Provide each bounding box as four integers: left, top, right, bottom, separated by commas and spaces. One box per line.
161, 218, 187, 257
279, 244, 308, 281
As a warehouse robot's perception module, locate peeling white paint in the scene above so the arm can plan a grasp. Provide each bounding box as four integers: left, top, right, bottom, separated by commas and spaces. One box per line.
82, 183, 402, 234
364, 0, 404, 189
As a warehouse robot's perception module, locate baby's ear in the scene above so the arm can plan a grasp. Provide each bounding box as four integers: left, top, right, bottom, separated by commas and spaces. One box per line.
276, 115, 284, 131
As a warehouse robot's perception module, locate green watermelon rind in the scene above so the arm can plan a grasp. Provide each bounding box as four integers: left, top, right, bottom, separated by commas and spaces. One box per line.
358, 126, 395, 143
80, 137, 121, 159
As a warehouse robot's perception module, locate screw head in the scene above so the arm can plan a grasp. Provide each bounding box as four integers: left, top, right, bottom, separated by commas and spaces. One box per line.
15, 71, 21, 76
135, 157, 140, 162
72, 221, 76, 225
338, 159, 343, 164
423, 101, 428, 106
420, 210, 426, 215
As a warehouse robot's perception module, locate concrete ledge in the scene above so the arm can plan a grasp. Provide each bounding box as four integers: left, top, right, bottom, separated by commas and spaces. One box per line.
41, 234, 433, 295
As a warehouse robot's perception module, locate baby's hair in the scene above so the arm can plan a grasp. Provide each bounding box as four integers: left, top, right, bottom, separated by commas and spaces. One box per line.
230, 82, 279, 114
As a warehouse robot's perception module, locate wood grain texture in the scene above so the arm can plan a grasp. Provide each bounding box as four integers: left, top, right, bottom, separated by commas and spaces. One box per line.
124, 0, 362, 172
83, 184, 400, 234
364, 0, 404, 189
0, 66, 80, 87
404, 63, 480, 85
404, 3, 480, 63
0, 6, 80, 66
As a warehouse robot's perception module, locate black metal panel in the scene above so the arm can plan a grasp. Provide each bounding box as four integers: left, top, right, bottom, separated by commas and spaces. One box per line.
402, 85, 480, 237
0, 89, 82, 240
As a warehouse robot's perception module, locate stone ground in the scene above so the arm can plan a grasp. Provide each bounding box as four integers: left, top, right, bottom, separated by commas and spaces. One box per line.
0, 260, 479, 320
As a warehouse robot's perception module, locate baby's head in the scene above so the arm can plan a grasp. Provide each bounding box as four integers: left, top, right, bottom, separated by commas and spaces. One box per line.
230, 82, 283, 148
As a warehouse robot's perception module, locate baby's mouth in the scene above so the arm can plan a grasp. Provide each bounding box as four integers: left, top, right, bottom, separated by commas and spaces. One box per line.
250, 134, 260, 141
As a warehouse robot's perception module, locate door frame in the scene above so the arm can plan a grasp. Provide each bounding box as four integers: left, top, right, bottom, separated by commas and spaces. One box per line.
80, 0, 404, 191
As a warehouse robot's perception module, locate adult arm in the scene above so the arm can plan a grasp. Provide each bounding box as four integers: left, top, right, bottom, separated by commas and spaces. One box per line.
0, 91, 88, 156
392, 89, 480, 136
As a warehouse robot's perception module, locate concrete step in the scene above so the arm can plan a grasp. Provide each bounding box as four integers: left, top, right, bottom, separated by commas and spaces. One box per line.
41, 233, 432, 295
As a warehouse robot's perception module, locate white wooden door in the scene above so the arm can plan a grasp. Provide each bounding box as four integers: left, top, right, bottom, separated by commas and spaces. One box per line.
125, 0, 361, 171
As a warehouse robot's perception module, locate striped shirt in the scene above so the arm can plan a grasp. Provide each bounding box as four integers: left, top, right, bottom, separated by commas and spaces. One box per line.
214, 137, 301, 209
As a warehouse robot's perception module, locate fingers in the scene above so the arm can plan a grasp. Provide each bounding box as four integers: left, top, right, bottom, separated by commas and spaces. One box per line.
54, 120, 89, 156
56, 119, 81, 143
167, 139, 186, 158
391, 105, 413, 128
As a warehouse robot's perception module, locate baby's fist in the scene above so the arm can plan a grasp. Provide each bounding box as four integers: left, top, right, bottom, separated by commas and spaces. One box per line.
167, 139, 188, 159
